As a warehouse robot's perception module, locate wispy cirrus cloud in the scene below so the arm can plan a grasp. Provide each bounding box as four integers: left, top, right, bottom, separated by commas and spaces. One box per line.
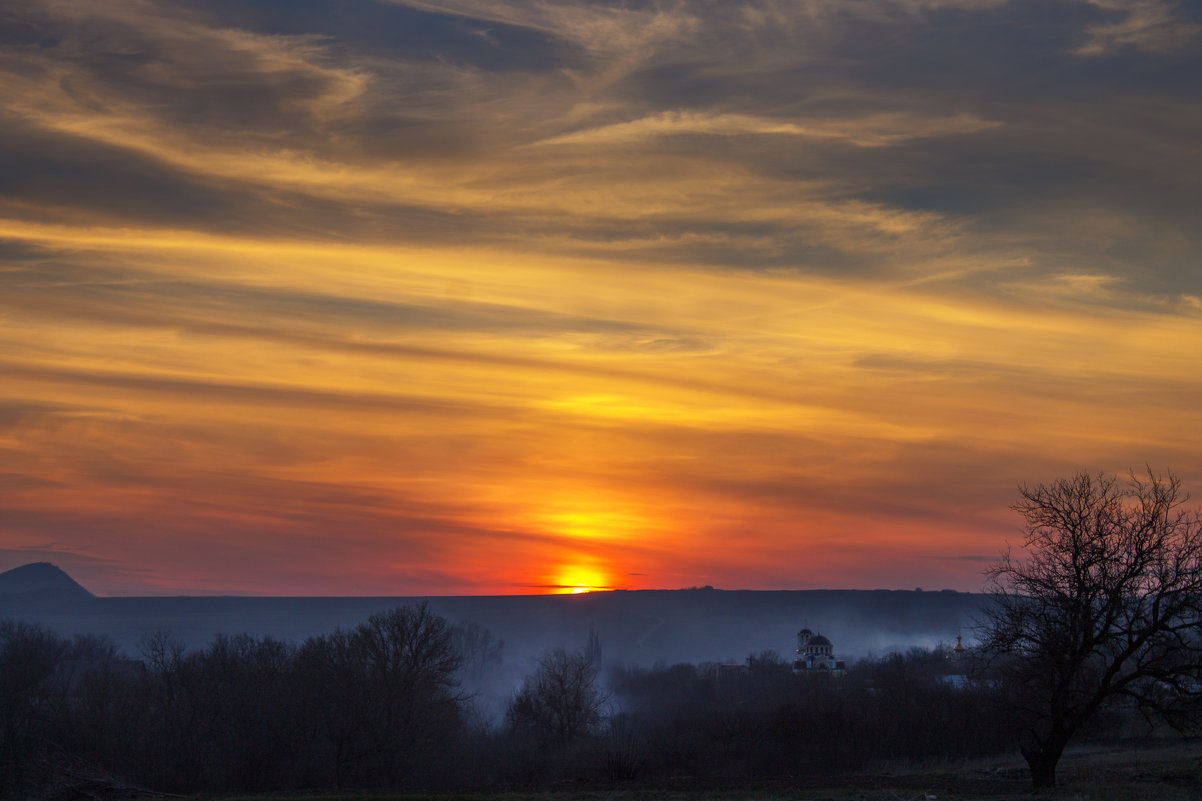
1073, 0, 1201, 57
532, 109, 1000, 148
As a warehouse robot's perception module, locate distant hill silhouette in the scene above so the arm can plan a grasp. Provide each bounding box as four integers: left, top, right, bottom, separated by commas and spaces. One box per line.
0, 562, 94, 597
0, 562, 95, 603
0, 564, 988, 666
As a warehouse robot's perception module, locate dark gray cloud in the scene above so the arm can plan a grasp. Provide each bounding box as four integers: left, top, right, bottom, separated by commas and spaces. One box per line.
3, 0, 1198, 284
0, 0, 361, 134
184, 0, 578, 72
0, 113, 250, 226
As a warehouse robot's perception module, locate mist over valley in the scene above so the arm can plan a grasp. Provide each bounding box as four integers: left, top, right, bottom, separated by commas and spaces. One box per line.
0, 561, 982, 668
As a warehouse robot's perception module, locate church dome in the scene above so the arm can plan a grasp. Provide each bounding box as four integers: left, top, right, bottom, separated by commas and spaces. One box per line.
791, 625, 844, 676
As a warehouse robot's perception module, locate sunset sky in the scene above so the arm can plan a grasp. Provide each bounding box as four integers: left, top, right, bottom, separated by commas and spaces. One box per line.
2, 0, 1201, 596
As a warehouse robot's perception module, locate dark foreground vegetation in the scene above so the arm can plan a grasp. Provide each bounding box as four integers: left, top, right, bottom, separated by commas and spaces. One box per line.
0, 606, 1016, 799
0, 602, 1164, 801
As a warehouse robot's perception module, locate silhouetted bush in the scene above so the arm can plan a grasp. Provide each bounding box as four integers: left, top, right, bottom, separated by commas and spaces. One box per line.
603, 647, 1018, 782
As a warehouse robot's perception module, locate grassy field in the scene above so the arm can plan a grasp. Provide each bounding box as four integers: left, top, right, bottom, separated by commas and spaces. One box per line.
211, 740, 1201, 801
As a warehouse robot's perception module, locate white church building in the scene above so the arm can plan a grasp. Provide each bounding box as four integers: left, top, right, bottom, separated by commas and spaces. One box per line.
791, 627, 846, 676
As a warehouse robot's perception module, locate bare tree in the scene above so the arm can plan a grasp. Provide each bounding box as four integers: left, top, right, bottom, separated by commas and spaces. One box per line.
0, 621, 66, 796
507, 647, 605, 745
450, 620, 503, 684
980, 470, 1202, 789
584, 624, 602, 669
295, 604, 463, 788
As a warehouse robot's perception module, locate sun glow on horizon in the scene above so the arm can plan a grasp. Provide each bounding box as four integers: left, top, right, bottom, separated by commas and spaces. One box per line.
530, 490, 661, 544
551, 564, 612, 595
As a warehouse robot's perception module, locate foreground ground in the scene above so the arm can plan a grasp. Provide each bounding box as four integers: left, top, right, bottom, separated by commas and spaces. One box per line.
201, 740, 1202, 801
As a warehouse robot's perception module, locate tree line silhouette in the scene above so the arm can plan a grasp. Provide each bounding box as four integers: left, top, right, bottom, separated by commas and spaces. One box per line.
1, 605, 1015, 798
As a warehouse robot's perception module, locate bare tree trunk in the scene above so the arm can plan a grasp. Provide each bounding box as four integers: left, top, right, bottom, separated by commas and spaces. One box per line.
1021, 737, 1066, 789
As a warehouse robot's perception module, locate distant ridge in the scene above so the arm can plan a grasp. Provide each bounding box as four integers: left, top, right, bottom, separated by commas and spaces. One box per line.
0, 565, 986, 663
0, 562, 95, 599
